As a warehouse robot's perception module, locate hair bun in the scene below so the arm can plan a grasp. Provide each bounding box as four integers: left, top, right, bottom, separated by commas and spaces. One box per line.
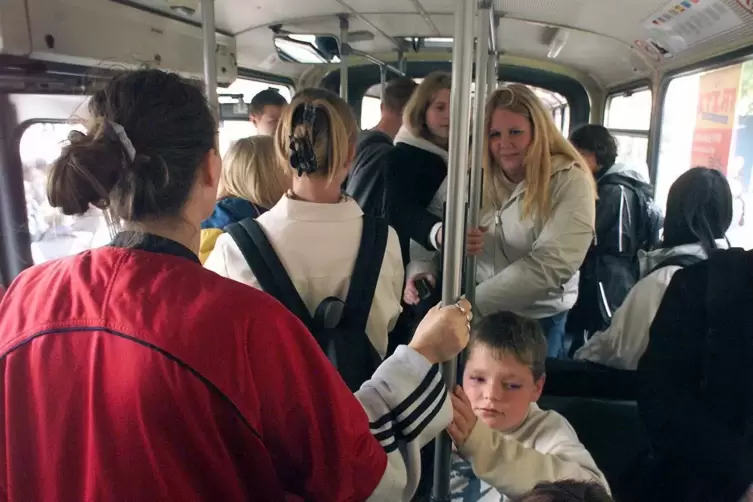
46, 128, 126, 215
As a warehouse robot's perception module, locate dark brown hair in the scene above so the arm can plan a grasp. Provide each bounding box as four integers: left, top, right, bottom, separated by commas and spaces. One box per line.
514, 480, 613, 502
382, 77, 418, 114
470, 311, 548, 380
250, 88, 288, 117
47, 69, 216, 222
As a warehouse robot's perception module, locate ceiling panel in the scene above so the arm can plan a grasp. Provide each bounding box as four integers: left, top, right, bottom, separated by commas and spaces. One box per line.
359, 14, 440, 40
339, 0, 417, 12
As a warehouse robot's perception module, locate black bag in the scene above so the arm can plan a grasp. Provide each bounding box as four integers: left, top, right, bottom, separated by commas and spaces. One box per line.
225, 215, 388, 392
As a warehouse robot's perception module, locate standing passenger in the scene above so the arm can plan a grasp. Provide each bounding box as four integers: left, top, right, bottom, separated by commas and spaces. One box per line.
249, 88, 287, 136
475, 85, 596, 358
566, 125, 661, 342
0, 69, 472, 501
345, 76, 417, 218
206, 87, 404, 361
199, 136, 289, 262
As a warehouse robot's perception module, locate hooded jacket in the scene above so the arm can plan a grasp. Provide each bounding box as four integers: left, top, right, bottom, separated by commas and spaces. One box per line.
474, 155, 596, 319
574, 239, 728, 370
567, 162, 657, 333
199, 196, 266, 263
385, 126, 447, 269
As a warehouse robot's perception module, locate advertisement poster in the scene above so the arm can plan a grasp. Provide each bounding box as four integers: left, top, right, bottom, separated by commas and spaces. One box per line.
690, 64, 742, 173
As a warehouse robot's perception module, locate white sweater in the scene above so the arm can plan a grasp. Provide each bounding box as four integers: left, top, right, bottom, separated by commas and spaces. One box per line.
450, 403, 609, 501
204, 195, 404, 358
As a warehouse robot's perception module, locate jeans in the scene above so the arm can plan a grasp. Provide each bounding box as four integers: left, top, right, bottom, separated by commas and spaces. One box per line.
538, 311, 569, 359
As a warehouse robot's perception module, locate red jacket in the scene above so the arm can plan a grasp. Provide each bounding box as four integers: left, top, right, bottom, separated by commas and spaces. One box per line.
0, 233, 387, 501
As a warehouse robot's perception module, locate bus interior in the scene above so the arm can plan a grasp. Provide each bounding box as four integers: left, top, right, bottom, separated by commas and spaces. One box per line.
1, 0, 753, 500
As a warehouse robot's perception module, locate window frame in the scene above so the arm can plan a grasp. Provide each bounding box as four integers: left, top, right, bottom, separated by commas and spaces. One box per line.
603, 85, 653, 172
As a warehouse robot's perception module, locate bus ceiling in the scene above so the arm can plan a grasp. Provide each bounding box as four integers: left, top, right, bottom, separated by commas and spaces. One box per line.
0, 0, 750, 95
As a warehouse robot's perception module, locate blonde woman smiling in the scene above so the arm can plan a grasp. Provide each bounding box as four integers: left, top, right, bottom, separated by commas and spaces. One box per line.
475, 84, 596, 358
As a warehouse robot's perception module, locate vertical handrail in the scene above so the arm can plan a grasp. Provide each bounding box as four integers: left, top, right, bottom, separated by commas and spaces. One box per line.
201, 0, 218, 121
339, 16, 349, 102
431, 0, 475, 499
380, 64, 388, 99
464, 0, 491, 318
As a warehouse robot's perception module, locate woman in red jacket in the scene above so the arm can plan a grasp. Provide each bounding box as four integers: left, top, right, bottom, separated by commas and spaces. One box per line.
0, 69, 471, 501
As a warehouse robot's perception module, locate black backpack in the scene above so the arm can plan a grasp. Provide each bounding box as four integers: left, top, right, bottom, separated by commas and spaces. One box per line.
601, 175, 663, 253
224, 215, 388, 392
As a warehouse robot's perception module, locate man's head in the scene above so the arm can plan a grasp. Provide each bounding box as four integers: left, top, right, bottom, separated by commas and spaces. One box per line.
250, 89, 288, 136
376, 77, 418, 137
462, 312, 547, 431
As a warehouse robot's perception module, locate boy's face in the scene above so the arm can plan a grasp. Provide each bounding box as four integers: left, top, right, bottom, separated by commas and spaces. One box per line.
462, 344, 545, 432
251, 105, 283, 136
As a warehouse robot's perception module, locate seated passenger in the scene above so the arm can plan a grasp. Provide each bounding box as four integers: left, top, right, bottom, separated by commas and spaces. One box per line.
249, 88, 287, 136
344, 76, 417, 218
566, 125, 662, 341
474, 85, 596, 358
199, 135, 289, 263
638, 246, 753, 501
0, 69, 472, 501
205, 87, 403, 360
574, 167, 732, 370
514, 480, 614, 502
449, 312, 609, 501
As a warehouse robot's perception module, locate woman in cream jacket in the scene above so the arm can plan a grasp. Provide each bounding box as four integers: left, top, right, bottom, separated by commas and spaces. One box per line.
205, 88, 404, 360
476, 85, 596, 358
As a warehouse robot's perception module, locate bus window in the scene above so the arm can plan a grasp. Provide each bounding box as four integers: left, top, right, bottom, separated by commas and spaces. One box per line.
656, 60, 753, 249
20, 122, 111, 264
218, 78, 292, 154
605, 88, 652, 172
361, 95, 381, 130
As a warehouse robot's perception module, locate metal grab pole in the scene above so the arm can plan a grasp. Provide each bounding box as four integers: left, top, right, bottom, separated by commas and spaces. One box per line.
431, 0, 475, 499
339, 16, 349, 102
201, 0, 218, 121
380, 64, 388, 99
487, 13, 499, 94
464, 0, 491, 316
487, 51, 498, 94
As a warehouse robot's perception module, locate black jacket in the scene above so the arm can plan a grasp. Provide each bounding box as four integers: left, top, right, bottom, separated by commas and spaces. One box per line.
568, 163, 656, 334
638, 248, 753, 501
384, 141, 446, 268
344, 130, 393, 218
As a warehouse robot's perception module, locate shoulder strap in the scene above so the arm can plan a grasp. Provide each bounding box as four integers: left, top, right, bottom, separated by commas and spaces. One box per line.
340, 214, 389, 332
224, 218, 316, 332
649, 254, 705, 274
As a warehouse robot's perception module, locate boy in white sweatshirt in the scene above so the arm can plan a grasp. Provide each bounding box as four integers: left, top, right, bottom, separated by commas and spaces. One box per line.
448, 312, 610, 501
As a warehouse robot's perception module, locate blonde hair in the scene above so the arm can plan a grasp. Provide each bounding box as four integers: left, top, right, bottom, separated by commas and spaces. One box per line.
218, 135, 288, 209
482, 84, 596, 223
403, 71, 452, 142
275, 87, 357, 185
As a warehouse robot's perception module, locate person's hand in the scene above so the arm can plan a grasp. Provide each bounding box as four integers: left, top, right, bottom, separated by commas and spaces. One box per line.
409, 297, 472, 364
403, 274, 436, 305
434, 225, 487, 256
466, 226, 487, 256
447, 386, 478, 447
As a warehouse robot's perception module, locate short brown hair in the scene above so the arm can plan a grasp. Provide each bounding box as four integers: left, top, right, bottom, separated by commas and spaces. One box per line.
403, 71, 451, 141
470, 311, 547, 380
382, 77, 418, 114
514, 480, 613, 502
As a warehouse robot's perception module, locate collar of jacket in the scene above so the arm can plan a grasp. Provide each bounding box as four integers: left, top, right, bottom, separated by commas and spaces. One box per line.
393, 125, 449, 163
266, 195, 364, 222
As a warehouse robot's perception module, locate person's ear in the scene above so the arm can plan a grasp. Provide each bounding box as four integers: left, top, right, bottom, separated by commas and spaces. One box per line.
532, 374, 546, 402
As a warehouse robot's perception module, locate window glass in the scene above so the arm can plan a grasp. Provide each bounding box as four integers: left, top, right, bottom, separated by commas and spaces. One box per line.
218, 78, 292, 155
361, 95, 382, 130
20, 122, 111, 264
656, 60, 753, 249
606, 89, 652, 131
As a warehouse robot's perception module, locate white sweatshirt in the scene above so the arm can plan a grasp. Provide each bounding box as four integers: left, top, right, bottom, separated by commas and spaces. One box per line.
450, 403, 609, 501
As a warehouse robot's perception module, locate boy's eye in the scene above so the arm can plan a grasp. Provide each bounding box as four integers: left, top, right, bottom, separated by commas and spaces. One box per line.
503, 383, 522, 390
470, 376, 485, 383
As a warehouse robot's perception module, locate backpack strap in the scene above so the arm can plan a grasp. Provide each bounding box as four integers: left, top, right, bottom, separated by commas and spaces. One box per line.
224, 217, 317, 333
649, 254, 705, 275
340, 214, 389, 332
